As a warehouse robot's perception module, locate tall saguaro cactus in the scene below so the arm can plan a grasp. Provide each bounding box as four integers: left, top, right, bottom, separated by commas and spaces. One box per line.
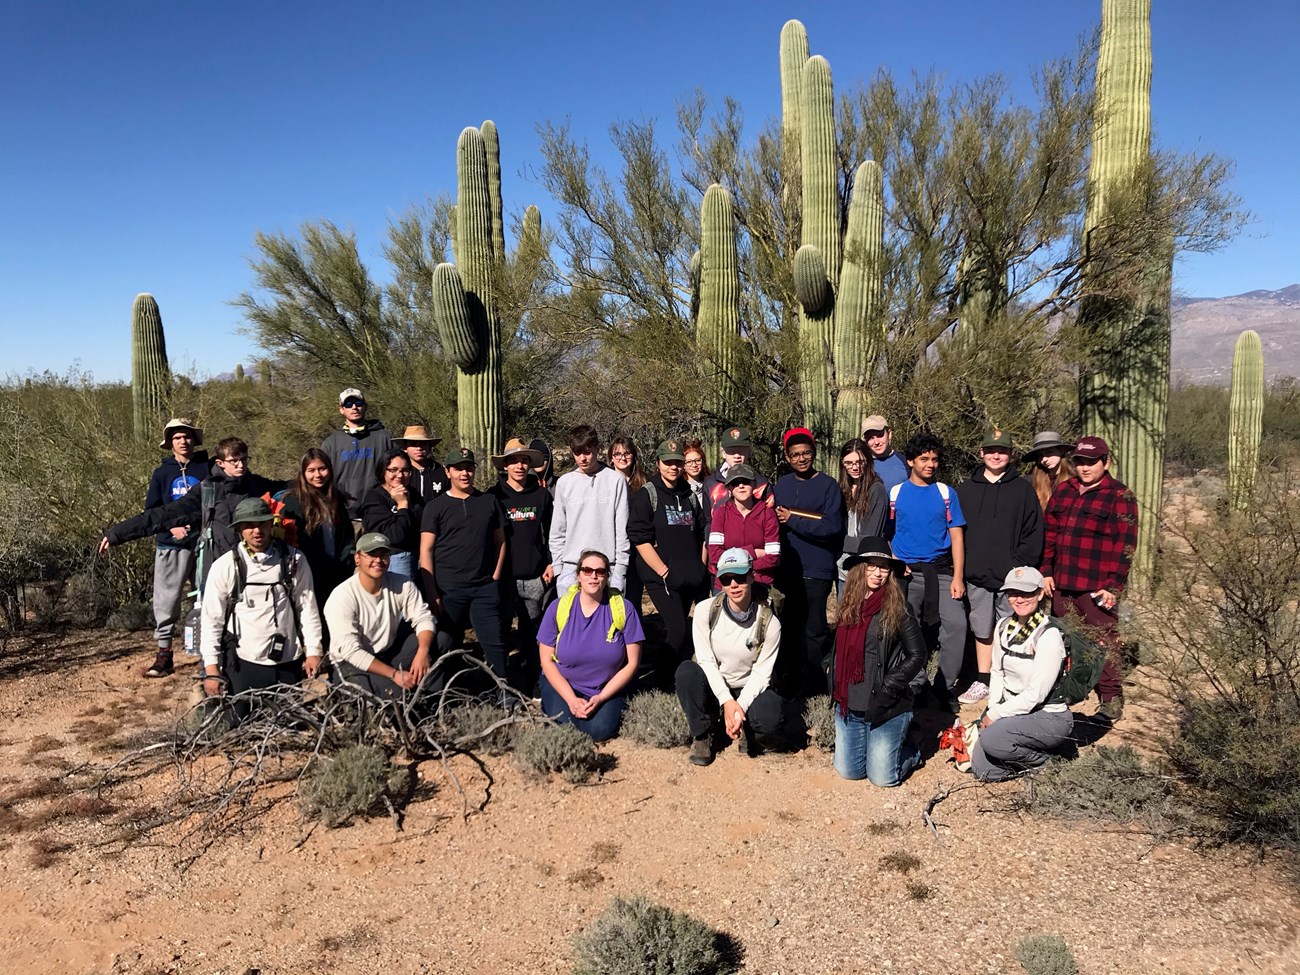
131, 293, 171, 443
1228, 329, 1264, 510
693, 184, 742, 447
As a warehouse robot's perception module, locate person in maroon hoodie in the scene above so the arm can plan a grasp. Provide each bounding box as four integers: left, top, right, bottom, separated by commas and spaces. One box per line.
701, 425, 773, 511
706, 464, 780, 593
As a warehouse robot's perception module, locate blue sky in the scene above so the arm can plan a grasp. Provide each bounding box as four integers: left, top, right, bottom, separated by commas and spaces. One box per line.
2, 1, 1295, 382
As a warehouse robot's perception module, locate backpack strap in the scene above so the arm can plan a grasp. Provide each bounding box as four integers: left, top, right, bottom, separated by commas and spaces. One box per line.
552, 584, 625, 662
888, 481, 951, 523
708, 592, 772, 650
644, 482, 658, 514
888, 482, 901, 520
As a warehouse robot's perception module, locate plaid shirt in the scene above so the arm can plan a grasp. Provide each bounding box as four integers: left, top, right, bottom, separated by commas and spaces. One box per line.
1041, 474, 1138, 594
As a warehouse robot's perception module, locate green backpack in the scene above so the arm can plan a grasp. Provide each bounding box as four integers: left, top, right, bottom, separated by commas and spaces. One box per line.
1044, 615, 1107, 706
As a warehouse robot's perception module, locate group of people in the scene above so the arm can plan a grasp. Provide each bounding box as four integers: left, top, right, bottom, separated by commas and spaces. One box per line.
99, 387, 1139, 785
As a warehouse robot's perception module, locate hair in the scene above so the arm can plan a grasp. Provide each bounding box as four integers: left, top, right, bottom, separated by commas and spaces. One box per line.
375, 446, 410, 482
609, 435, 645, 493
903, 432, 943, 461
293, 448, 347, 535
839, 563, 908, 635
577, 549, 610, 570
214, 437, 248, 461
838, 438, 881, 520
1030, 453, 1076, 510
569, 424, 600, 454
682, 439, 711, 480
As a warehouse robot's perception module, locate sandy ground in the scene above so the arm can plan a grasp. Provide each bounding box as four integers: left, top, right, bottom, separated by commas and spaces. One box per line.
0, 629, 1297, 975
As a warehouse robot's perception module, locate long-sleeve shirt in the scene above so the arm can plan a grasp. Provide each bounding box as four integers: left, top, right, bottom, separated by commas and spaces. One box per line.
707, 501, 781, 585
1041, 474, 1138, 595
772, 471, 844, 580
323, 573, 436, 671
549, 463, 629, 591
199, 544, 323, 668
988, 615, 1068, 719
690, 597, 781, 712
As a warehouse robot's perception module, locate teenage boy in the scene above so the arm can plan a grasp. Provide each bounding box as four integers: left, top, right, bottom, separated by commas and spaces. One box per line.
549, 424, 629, 593
1041, 436, 1138, 721
418, 447, 509, 684
955, 428, 1043, 704
322, 387, 392, 518
890, 432, 967, 706
702, 425, 773, 510
393, 424, 449, 502
489, 438, 554, 691
142, 418, 210, 678
862, 415, 908, 491
773, 427, 844, 695
326, 532, 438, 701
677, 549, 786, 765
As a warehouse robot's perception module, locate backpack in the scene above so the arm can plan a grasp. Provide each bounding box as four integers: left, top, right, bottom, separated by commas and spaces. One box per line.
220, 540, 304, 663
551, 584, 627, 663
705, 592, 774, 651
1044, 615, 1106, 706
888, 481, 951, 522
644, 481, 703, 521
264, 491, 299, 548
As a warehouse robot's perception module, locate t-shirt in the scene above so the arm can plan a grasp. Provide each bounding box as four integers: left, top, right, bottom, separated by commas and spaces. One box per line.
890, 480, 967, 564
421, 491, 504, 588
537, 595, 646, 699
872, 451, 908, 492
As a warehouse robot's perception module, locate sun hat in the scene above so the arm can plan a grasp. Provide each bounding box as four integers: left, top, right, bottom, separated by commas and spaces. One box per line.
1072, 436, 1109, 461
842, 535, 904, 572
724, 463, 756, 487
657, 438, 686, 462
392, 424, 442, 447
1024, 431, 1067, 462
720, 426, 753, 450
356, 532, 393, 554
443, 447, 477, 468
1001, 566, 1046, 593
491, 437, 547, 471
716, 548, 753, 576
159, 418, 203, 449
338, 387, 365, 406
231, 497, 275, 527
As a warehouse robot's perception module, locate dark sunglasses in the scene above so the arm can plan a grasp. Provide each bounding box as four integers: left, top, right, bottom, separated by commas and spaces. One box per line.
343, 398, 366, 408
578, 565, 609, 578
718, 573, 750, 586
728, 479, 753, 488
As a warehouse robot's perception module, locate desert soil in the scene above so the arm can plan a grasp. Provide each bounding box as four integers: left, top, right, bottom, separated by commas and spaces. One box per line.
0, 629, 1297, 975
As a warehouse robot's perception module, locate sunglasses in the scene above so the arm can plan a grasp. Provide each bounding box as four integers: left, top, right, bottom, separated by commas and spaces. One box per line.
342, 398, 365, 408
578, 566, 609, 578
728, 479, 753, 487
718, 573, 750, 586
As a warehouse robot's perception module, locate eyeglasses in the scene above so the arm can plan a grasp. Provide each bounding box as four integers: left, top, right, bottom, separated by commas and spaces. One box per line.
385, 466, 411, 475
219, 457, 248, 467
788, 450, 813, 460
842, 458, 864, 467
359, 552, 390, 562
719, 573, 750, 586
342, 399, 365, 408
728, 479, 753, 488
610, 451, 633, 459
578, 565, 609, 578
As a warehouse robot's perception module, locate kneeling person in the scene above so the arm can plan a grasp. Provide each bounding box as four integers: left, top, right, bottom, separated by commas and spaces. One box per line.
677, 549, 785, 766
199, 498, 324, 721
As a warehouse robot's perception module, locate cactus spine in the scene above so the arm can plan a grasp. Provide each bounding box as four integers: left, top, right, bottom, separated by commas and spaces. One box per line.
131, 293, 170, 443
1228, 329, 1264, 510
694, 184, 742, 447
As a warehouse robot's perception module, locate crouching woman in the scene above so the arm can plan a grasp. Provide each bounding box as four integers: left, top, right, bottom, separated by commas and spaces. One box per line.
831, 536, 926, 786
971, 566, 1074, 781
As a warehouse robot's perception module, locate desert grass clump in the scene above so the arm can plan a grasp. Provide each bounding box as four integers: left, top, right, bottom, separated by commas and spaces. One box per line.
571, 896, 740, 975
1022, 746, 1181, 833
804, 695, 835, 753
621, 690, 691, 748
439, 700, 518, 754
299, 745, 394, 827
514, 724, 599, 783
105, 601, 154, 632
879, 850, 921, 874
1015, 934, 1078, 975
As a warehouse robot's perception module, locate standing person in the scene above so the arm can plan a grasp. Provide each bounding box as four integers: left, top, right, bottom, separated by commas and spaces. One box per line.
706, 464, 781, 591
321, 387, 393, 520
889, 432, 968, 708
830, 537, 927, 787
490, 438, 554, 693
1040, 436, 1138, 721
682, 440, 711, 509
359, 449, 424, 582
629, 439, 710, 689
393, 424, 449, 503
837, 437, 889, 596
199, 499, 324, 723
773, 427, 845, 695
677, 549, 786, 765
326, 532, 438, 702
280, 448, 355, 610
702, 425, 773, 510
955, 429, 1043, 705
971, 567, 1074, 781
419, 448, 510, 686
608, 434, 645, 609
142, 418, 210, 678
549, 424, 629, 594
1025, 431, 1076, 512
861, 415, 908, 492
536, 550, 644, 741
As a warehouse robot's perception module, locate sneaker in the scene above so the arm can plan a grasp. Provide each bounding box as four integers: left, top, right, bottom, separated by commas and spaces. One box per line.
1096, 697, 1124, 722
737, 733, 750, 757
689, 737, 714, 766
143, 650, 174, 678
958, 681, 989, 705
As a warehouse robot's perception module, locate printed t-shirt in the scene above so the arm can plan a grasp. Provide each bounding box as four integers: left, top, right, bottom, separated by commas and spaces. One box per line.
890, 480, 967, 564
537, 596, 646, 698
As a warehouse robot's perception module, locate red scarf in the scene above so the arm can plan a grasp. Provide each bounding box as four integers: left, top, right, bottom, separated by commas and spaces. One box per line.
833, 586, 887, 717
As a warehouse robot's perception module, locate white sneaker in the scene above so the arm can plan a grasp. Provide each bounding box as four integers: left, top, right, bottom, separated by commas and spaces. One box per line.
958, 681, 989, 705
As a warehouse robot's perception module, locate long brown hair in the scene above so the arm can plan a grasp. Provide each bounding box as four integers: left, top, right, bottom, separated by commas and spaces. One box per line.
839, 563, 907, 635
293, 448, 347, 535
609, 436, 646, 493
1031, 455, 1076, 510
838, 438, 881, 520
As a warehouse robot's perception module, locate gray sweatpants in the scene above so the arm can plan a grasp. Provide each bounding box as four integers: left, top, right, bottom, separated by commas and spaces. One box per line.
971, 708, 1074, 782
903, 570, 968, 695
152, 546, 195, 648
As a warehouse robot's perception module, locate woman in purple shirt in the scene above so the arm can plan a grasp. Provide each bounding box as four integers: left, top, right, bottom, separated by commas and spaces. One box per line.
537, 549, 644, 740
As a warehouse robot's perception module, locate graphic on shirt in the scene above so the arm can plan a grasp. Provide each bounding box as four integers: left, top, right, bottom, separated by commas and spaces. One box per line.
169, 473, 201, 501
340, 446, 375, 463
507, 505, 538, 522
664, 507, 695, 528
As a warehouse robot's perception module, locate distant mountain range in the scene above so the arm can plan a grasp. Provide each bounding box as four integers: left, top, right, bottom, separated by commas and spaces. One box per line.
1172, 285, 1299, 384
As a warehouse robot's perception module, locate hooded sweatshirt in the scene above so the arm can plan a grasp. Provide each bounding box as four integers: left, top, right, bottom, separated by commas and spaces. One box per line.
548, 462, 629, 591
955, 465, 1044, 590
490, 473, 554, 580
321, 419, 393, 517
145, 451, 211, 548
628, 474, 707, 591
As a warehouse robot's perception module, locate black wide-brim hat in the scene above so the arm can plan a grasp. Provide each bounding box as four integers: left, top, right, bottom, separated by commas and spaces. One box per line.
842, 535, 904, 571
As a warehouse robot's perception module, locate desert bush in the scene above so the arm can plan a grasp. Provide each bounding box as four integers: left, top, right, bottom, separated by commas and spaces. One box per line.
106, 602, 154, 632
1022, 746, 1184, 834
621, 690, 691, 749
804, 695, 835, 753
571, 896, 739, 975
438, 700, 519, 754
299, 745, 397, 827
1165, 383, 1229, 474
1015, 934, 1078, 975
514, 724, 599, 783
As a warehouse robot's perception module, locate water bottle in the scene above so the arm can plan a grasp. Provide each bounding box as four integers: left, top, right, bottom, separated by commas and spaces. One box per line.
182, 605, 202, 657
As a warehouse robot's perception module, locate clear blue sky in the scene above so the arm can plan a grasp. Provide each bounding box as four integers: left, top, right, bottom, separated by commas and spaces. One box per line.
2, 1, 1295, 382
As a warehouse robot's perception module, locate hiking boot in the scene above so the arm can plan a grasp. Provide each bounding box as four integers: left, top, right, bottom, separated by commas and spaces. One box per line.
689, 737, 714, 766
143, 650, 174, 678
1096, 697, 1124, 722
958, 680, 989, 705
737, 732, 750, 757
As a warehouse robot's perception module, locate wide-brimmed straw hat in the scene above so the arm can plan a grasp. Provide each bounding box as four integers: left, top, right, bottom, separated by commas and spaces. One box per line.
392, 424, 442, 448
491, 437, 547, 471
159, 418, 203, 449
1023, 431, 1067, 463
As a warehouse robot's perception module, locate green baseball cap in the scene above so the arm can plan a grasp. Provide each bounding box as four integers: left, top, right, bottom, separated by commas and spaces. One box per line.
443, 447, 477, 468
982, 427, 1014, 451
657, 439, 686, 462
356, 532, 393, 554
720, 426, 752, 450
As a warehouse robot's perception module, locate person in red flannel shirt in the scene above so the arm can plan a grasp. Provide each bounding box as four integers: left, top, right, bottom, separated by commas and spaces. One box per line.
1040, 435, 1138, 721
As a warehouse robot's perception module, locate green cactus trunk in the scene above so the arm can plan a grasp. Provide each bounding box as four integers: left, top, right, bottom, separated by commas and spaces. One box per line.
833, 161, 885, 443
131, 292, 170, 443
1228, 329, 1264, 510
234, 363, 245, 383
695, 184, 742, 456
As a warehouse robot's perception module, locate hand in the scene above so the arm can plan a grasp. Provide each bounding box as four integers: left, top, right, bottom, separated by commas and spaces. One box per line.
723, 700, 746, 739
774, 506, 791, 524
950, 578, 966, 600
979, 715, 992, 730
303, 655, 323, 679
409, 649, 431, 682
168, 526, 190, 540
1042, 575, 1056, 599
203, 673, 223, 698
392, 485, 409, 509
569, 695, 594, 719
97, 536, 111, 555
542, 564, 555, 585
391, 667, 417, 690
431, 596, 445, 619
1092, 589, 1118, 612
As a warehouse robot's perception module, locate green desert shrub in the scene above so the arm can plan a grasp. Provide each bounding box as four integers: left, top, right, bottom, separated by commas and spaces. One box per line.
1022, 746, 1183, 834
299, 745, 394, 827
571, 896, 739, 975
439, 701, 519, 754
514, 724, 599, 783
1015, 934, 1078, 975
621, 690, 691, 748
804, 695, 835, 753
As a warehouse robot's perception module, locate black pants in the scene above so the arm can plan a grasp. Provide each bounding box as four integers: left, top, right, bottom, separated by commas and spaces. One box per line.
336, 621, 422, 702
435, 581, 508, 682
644, 577, 711, 690
778, 575, 834, 696
223, 643, 305, 723
675, 660, 787, 745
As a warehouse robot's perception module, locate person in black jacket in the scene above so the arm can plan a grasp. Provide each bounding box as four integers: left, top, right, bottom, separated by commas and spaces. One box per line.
394, 424, 450, 503
831, 536, 927, 786
953, 429, 1044, 706
359, 448, 424, 583
280, 447, 356, 609
628, 438, 709, 690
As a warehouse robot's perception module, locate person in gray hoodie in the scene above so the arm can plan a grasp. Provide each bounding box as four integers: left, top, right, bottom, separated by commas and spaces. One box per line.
320, 387, 392, 520
548, 425, 630, 593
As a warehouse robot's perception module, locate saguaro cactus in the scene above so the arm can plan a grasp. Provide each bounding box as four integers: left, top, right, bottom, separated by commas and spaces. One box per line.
1228, 329, 1264, 510
693, 184, 741, 443
131, 293, 170, 443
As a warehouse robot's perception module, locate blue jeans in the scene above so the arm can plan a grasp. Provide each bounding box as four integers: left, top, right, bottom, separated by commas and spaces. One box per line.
387, 550, 415, 582
833, 709, 920, 786
540, 673, 626, 742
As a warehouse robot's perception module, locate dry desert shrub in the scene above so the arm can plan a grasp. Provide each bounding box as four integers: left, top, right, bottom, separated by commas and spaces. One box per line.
1015, 934, 1078, 975
513, 724, 599, 783
571, 896, 740, 975
299, 745, 400, 828
1020, 746, 1185, 834
804, 695, 836, 753
879, 850, 921, 874
620, 690, 690, 748
438, 700, 519, 754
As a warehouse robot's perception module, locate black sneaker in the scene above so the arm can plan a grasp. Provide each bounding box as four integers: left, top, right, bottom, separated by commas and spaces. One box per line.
143, 650, 174, 678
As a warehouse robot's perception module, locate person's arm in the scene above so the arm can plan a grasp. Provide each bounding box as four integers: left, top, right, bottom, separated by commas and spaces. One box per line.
592, 640, 641, 709
418, 530, 440, 611
862, 480, 890, 539
359, 490, 405, 539
986, 627, 1066, 721
290, 553, 325, 677
491, 526, 507, 581
1015, 486, 1045, 569
198, 556, 236, 696
881, 611, 928, 699
628, 488, 669, 580
539, 491, 555, 583
948, 526, 966, 599
783, 477, 844, 539
400, 580, 438, 682
101, 487, 202, 551
706, 509, 726, 577
547, 479, 567, 579
736, 612, 781, 712
690, 606, 735, 707
751, 507, 782, 577
1040, 487, 1062, 596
